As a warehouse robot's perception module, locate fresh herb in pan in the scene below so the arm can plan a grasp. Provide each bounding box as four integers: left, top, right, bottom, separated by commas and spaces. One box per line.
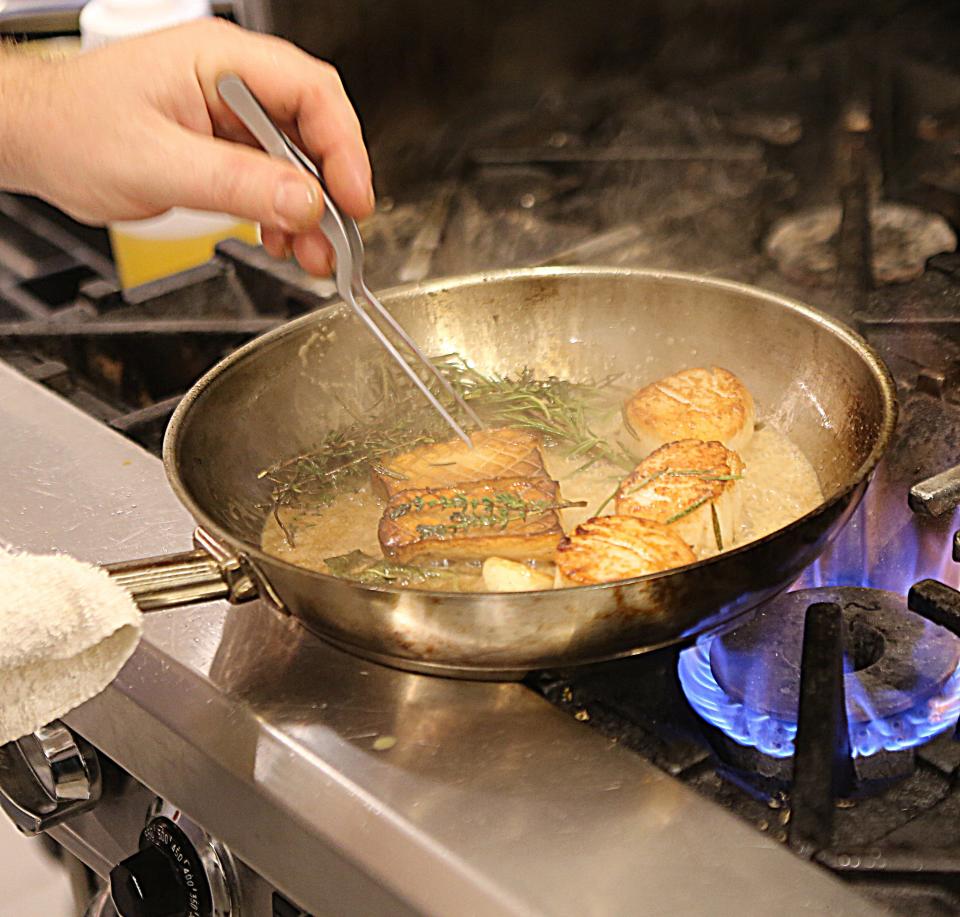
260, 353, 630, 546
618, 468, 667, 499
323, 550, 461, 587
435, 355, 637, 471
619, 467, 743, 500
389, 490, 588, 541
664, 494, 714, 525
370, 462, 408, 481
323, 549, 376, 578
711, 504, 723, 552
259, 423, 440, 546
591, 466, 745, 519
592, 484, 620, 517
664, 470, 744, 480
357, 562, 459, 587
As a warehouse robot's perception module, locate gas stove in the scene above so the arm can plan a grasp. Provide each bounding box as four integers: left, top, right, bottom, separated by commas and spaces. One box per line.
6, 4, 960, 915
2, 362, 879, 917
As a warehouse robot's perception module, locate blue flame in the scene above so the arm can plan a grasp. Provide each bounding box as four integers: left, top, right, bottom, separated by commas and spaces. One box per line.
678, 635, 960, 759
678, 452, 960, 760
795, 470, 960, 594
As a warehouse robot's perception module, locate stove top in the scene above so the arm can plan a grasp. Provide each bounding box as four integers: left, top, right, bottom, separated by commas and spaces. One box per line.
0, 363, 880, 916
6, 6, 960, 913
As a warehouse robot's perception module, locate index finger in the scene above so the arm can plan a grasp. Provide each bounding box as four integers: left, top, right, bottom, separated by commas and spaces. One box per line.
195, 21, 374, 219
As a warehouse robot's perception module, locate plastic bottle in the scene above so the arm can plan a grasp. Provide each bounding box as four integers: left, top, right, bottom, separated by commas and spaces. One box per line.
79, 0, 259, 288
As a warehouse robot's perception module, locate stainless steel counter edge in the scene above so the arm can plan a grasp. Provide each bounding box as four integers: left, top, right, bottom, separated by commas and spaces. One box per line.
0, 361, 883, 916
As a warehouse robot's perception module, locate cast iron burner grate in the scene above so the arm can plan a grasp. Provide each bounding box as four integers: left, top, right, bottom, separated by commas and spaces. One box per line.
679, 587, 960, 786
0, 194, 339, 453
532, 577, 960, 915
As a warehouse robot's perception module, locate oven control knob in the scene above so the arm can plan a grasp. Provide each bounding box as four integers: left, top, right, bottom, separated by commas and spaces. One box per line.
110, 802, 236, 917
111, 844, 187, 917
0, 720, 101, 835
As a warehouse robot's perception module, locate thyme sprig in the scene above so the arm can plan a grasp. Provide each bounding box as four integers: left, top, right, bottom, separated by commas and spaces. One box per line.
388, 489, 587, 541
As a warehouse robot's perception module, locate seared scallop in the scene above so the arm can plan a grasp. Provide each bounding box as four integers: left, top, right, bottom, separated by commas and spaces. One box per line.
556, 515, 696, 586
615, 439, 744, 556
624, 366, 755, 455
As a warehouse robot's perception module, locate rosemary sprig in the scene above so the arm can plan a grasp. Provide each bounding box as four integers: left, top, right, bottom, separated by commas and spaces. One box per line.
665, 494, 713, 524
619, 468, 668, 498
370, 462, 408, 481
619, 467, 743, 500
665, 470, 744, 480
261, 353, 629, 546
435, 356, 636, 470
593, 485, 620, 517
593, 467, 733, 541
711, 504, 723, 551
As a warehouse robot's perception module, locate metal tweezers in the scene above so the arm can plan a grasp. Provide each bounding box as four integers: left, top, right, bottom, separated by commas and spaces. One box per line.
217, 74, 481, 446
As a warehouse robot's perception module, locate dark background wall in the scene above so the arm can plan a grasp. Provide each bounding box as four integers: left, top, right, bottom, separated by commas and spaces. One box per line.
270, 0, 913, 121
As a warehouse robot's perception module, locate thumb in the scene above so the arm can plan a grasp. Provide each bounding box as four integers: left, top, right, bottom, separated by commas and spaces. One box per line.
154, 129, 323, 231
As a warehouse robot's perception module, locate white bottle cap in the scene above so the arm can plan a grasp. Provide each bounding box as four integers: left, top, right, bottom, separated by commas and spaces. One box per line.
80, 0, 213, 51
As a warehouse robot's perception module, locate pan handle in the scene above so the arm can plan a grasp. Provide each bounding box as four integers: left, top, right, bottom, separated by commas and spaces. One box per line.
103, 529, 263, 612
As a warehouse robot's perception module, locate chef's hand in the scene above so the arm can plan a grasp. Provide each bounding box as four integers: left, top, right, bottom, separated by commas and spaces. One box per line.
0, 19, 372, 274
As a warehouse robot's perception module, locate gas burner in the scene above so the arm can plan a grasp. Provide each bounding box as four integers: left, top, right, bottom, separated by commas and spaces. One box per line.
678, 587, 960, 783
765, 203, 956, 285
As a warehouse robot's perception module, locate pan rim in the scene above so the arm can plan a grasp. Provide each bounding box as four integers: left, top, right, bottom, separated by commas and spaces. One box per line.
163, 266, 899, 598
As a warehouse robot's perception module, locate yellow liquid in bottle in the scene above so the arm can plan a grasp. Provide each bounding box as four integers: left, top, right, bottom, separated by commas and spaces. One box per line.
109, 219, 260, 289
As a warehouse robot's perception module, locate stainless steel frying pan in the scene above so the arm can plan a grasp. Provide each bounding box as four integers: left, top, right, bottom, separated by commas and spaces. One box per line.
103, 267, 897, 679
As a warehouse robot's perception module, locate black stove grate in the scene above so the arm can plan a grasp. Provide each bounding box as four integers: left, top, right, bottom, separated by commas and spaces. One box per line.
0, 195, 341, 451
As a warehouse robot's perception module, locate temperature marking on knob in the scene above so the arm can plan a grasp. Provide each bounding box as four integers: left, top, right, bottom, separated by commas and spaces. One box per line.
138, 816, 215, 917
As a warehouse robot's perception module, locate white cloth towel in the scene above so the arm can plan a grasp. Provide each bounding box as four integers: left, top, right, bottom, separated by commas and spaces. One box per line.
0, 550, 142, 745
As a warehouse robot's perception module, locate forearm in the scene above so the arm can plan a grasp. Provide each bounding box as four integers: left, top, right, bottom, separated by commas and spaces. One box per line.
0, 50, 47, 194
0, 47, 57, 193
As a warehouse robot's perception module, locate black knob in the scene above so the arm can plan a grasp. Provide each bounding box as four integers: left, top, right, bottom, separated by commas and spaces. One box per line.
110, 844, 187, 917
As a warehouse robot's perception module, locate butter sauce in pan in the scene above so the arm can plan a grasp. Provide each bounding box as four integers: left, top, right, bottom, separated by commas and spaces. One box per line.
260, 364, 823, 592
